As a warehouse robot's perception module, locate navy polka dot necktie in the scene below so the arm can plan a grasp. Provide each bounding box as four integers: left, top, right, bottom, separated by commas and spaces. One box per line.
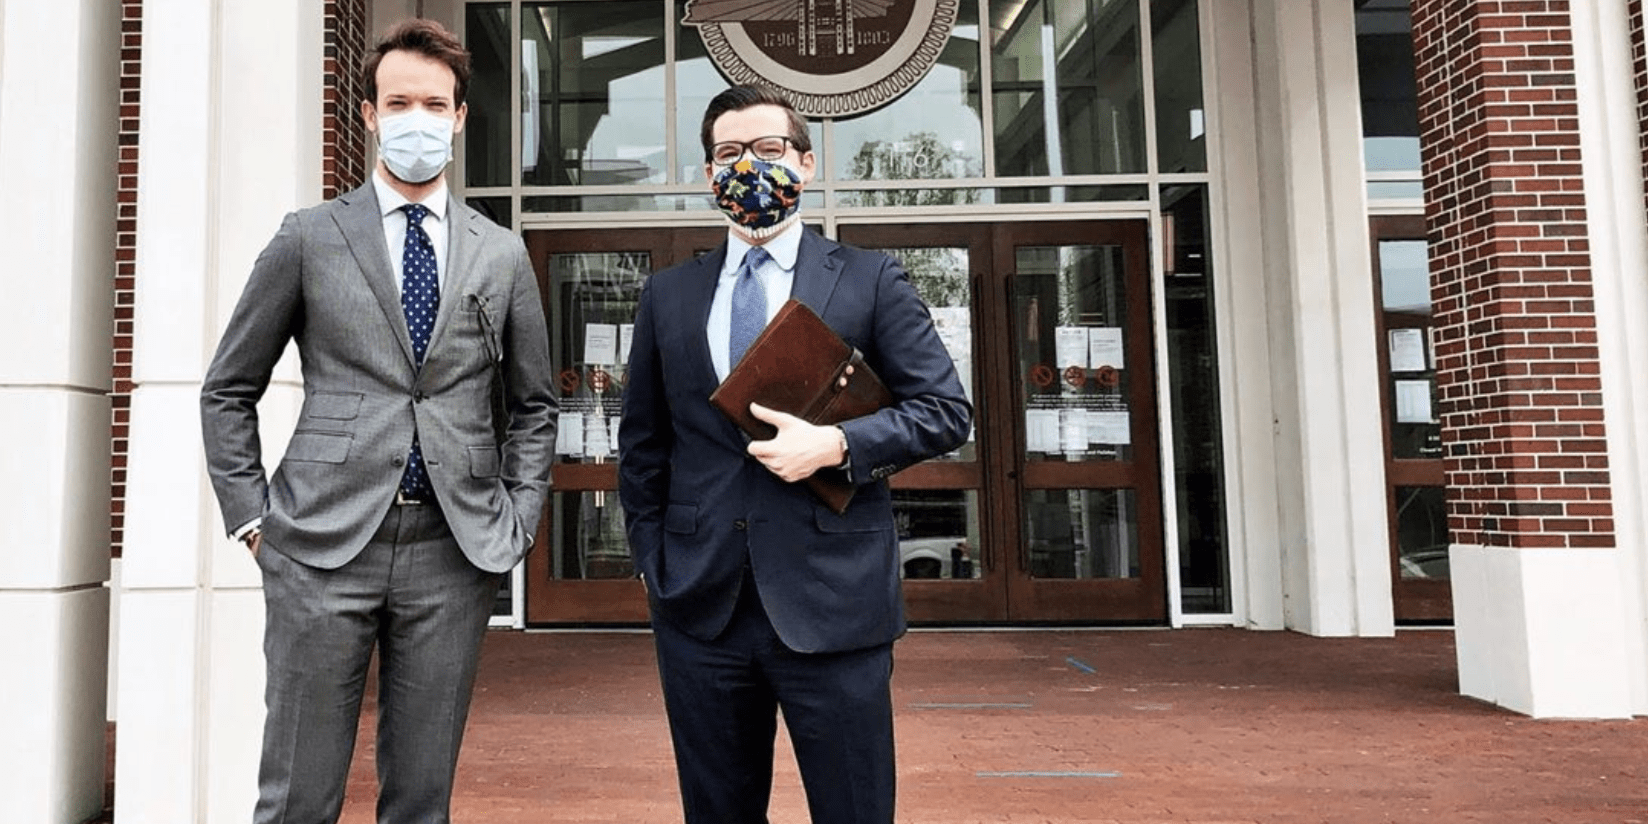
400, 203, 438, 499
728, 245, 771, 367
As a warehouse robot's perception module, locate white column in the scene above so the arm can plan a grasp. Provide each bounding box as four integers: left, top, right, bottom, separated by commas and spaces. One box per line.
0, 1, 120, 822
1204, 0, 1284, 630
112, 1, 323, 821
1449, 0, 1648, 719
1241, 0, 1394, 637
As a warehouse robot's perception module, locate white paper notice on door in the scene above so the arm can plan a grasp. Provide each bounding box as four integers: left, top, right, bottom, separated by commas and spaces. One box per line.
583, 412, 611, 459
619, 324, 635, 367
1025, 408, 1060, 453
1389, 328, 1427, 373
1055, 327, 1089, 368
1060, 409, 1089, 454
1087, 410, 1131, 445
555, 412, 585, 455
584, 323, 619, 366
1395, 379, 1433, 423
1088, 327, 1125, 370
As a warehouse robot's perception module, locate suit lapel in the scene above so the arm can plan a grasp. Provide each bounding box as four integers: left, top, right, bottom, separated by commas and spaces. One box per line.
686, 243, 728, 390
789, 228, 844, 315
333, 183, 417, 367
424, 197, 483, 359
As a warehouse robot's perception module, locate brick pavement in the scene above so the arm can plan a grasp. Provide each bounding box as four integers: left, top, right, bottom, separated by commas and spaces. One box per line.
320, 628, 1648, 823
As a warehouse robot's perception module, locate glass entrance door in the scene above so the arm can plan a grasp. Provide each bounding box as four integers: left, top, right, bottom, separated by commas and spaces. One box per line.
523, 227, 722, 624
842, 220, 1166, 623
526, 220, 1165, 625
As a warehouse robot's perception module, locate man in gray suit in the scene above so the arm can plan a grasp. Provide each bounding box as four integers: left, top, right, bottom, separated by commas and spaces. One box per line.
200, 19, 555, 824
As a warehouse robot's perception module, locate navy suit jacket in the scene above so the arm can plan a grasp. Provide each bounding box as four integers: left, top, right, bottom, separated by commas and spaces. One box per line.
618, 228, 972, 654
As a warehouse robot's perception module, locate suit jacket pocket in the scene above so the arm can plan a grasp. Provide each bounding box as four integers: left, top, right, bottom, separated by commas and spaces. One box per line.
815, 502, 890, 534
303, 391, 363, 421
664, 503, 698, 535
285, 431, 351, 464
469, 445, 501, 478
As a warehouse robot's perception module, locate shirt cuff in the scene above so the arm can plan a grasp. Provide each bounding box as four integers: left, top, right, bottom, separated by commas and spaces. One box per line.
231, 518, 262, 541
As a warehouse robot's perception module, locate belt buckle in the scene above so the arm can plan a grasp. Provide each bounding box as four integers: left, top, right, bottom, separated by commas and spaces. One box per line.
395, 489, 426, 506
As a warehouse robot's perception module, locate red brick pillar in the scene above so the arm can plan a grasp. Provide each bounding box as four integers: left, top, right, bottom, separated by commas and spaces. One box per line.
1411, 0, 1614, 553
110, 0, 143, 559
324, 0, 369, 198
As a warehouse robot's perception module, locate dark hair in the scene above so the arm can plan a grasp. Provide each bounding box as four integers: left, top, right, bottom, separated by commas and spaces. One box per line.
363, 19, 472, 106
700, 85, 812, 161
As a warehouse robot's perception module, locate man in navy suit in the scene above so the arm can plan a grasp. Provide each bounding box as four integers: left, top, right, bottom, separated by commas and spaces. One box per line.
618, 85, 972, 824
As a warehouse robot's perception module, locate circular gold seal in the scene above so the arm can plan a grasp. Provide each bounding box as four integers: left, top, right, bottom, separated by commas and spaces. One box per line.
685, 0, 960, 117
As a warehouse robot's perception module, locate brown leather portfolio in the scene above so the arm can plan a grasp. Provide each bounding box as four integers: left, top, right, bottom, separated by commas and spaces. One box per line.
710, 299, 893, 514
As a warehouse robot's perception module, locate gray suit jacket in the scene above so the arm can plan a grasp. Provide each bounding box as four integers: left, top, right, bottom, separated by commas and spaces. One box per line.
201, 182, 556, 573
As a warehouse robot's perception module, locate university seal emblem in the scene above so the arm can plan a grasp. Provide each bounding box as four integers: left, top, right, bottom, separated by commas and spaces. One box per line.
684, 0, 960, 117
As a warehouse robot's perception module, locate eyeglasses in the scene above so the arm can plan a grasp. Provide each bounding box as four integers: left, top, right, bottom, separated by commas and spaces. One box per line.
709, 135, 797, 167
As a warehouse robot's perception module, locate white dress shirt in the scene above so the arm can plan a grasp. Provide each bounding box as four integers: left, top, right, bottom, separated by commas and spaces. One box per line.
707, 221, 803, 381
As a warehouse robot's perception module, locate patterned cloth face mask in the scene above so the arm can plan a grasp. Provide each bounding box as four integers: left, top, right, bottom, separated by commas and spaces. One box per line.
711, 159, 804, 238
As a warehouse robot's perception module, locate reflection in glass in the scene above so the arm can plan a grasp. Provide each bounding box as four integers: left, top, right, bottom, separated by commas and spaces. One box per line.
1162, 185, 1230, 613
1025, 489, 1139, 579
1379, 239, 1439, 459
1394, 486, 1449, 579
992, 0, 1146, 177
551, 491, 633, 580
1152, 0, 1206, 173
466, 197, 512, 230
834, 3, 982, 185
522, 2, 666, 186
1014, 244, 1133, 463
549, 252, 650, 465
465, 4, 511, 187
1356, 0, 1421, 173
876, 246, 975, 460
894, 490, 982, 580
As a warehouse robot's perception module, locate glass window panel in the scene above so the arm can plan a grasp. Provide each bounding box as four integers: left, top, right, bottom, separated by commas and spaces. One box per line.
833, 3, 982, 182
1394, 486, 1449, 579
466, 196, 512, 229
1151, 0, 1206, 173
1067, 185, 1151, 203
992, 0, 1146, 177
550, 491, 632, 579
1379, 239, 1440, 459
1368, 180, 1425, 200
873, 246, 975, 461
1162, 185, 1229, 613
894, 490, 983, 580
522, 2, 666, 186
1025, 489, 1139, 579
1014, 244, 1133, 463
1356, 0, 1421, 173
841, 187, 987, 207
522, 193, 716, 213
549, 251, 650, 464
465, 4, 512, 187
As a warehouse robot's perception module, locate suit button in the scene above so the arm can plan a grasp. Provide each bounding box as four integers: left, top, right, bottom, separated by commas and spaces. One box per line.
414, 392, 427, 402
733, 519, 748, 531
392, 456, 405, 467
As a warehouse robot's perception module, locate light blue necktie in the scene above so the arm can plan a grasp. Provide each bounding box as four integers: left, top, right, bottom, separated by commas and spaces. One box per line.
400, 203, 438, 499
728, 245, 771, 367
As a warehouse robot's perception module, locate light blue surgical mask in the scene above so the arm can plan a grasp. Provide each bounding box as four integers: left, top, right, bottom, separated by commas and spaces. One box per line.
376, 108, 454, 184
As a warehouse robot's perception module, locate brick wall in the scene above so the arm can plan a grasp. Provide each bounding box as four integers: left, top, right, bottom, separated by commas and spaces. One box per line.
325, 0, 370, 198
110, 0, 142, 558
1632, 0, 1648, 216
1411, 0, 1614, 549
